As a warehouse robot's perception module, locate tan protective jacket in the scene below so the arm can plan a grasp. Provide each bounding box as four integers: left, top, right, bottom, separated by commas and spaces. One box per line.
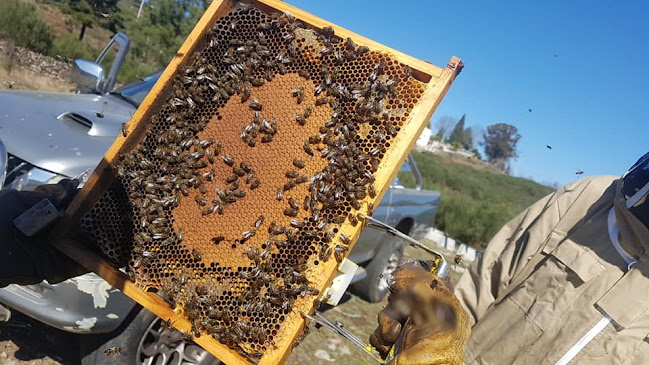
454, 175, 649, 364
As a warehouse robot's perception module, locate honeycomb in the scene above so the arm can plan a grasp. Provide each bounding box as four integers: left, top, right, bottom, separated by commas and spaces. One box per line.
76, 4, 427, 363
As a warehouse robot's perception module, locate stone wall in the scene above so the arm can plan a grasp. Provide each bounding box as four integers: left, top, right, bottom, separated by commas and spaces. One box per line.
0, 37, 72, 81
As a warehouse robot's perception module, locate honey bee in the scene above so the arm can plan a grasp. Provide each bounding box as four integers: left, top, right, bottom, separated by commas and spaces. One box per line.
254, 215, 264, 228
242, 229, 256, 241
226, 174, 238, 183
121, 123, 128, 137
287, 86, 305, 104
284, 208, 298, 217
334, 244, 348, 263
212, 235, 225, 244
222, 155, 234, 166
246, 172, 255, 184
276, 188, 283, 201
340, 233, 351, 245
195, 195, 206, 206
303, 106, 313, 119
293, 159, 305, 169
290, 219, 304, 229
454, 254, 465, 268
303, 141, 314, 156
104, 347, 121, 356
285, 170, 298, 178
250, 178, 261, 190
192, 248, 202, 261
315, 96, 328, 106
249, 99, 262, 111
283, 181, 296, 191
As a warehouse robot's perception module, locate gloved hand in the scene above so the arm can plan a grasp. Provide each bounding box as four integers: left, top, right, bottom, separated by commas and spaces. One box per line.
0, 179, 88, 287
370, 260, 470, 365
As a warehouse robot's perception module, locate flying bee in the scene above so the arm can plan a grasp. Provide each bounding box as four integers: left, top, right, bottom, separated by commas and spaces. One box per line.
293, 159, 305, 169
249, 99, 262, 111
250, 179, 261, 190
222, 155, 234, 166
104, 347, 121, 356
192, 249, 202, 261
121, 123, 128, 137
454, 254, 465, 269
334, 244, 348, 263
284, 208, 298, 217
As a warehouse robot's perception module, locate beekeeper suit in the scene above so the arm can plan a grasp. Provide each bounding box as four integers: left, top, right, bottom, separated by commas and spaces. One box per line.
371, 152, 649, 364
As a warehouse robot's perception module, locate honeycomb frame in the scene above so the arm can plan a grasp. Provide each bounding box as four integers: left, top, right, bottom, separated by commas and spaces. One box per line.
51, 1, 463, 364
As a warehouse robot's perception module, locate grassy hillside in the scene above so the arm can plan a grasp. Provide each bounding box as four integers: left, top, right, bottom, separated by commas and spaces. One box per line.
398, 151, 554, 248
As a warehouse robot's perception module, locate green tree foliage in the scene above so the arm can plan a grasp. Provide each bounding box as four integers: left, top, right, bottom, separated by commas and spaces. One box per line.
482, 123, 521, 170
0, 0, 53, 54
446, 114, 465, 146
397, 151, 553, 248
55, 0, 120, 40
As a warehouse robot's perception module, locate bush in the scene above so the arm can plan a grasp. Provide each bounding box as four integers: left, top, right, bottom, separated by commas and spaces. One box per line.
50, 34, 98, 60
0, 0, 53, 54
398, 151, 554, 248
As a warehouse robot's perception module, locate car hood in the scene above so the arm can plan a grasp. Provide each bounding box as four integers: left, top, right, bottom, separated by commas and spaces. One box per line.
0, 90, 135, 177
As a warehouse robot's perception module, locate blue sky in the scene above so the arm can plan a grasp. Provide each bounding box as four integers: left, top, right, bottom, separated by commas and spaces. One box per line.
288, 0, 647, 186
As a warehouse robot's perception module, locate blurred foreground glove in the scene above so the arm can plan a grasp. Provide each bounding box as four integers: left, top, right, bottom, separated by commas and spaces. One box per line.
370, 260, 470, 365
0, 179, 88, 287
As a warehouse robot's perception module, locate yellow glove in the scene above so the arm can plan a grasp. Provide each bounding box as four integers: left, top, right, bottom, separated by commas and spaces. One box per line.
370, 260, 470, 365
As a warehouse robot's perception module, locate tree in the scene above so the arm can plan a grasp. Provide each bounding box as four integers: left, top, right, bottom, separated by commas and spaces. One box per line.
60, 0, 119, 40
446, 114, 465, 146
434, 115, 456, 141
462, 126, 473, 150
482, 123, 521, 170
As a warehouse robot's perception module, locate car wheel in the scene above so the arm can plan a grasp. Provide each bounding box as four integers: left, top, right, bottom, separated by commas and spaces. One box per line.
351, 239, 404, 303
80, 307, 220, 365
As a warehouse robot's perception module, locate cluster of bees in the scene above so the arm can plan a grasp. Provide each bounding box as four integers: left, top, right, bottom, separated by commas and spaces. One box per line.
81, 4, 422, 363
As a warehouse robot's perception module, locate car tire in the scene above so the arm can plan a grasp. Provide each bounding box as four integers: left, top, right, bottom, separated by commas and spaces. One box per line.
351, 239, 405, 303
79, 307, 220, 365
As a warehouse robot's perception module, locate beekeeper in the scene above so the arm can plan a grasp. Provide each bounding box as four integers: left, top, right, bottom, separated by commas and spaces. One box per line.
372, 152, 649, 364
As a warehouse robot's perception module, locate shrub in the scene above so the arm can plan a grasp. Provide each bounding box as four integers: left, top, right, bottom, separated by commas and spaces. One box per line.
0, 0, 53, 54
398, 151, 554, 248
50, 34, 97, 60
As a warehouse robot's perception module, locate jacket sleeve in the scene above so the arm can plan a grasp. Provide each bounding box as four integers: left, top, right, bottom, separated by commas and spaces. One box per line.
453, 192, 557, 326
452, 175, 619, 326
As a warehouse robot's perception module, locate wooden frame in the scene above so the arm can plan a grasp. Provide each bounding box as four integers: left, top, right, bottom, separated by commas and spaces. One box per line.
51, 1, 462, 364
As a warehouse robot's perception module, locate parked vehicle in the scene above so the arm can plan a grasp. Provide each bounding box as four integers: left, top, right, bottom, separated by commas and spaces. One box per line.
0, 33, 439, 364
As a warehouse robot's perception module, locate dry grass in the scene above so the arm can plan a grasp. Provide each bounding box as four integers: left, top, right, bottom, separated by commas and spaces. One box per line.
0, 58, 74, 93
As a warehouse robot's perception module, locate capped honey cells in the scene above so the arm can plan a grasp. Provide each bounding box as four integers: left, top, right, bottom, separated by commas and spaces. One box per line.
77, 4, 425, 363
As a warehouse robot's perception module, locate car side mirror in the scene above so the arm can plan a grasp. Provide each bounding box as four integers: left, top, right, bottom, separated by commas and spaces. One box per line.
72, 59, 105, 93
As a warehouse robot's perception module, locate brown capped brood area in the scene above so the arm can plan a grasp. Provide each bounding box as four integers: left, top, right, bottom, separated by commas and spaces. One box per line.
77, 4, 424, 363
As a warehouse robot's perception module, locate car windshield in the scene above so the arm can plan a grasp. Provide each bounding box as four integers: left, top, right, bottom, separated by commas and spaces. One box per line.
114, 71, 163, 106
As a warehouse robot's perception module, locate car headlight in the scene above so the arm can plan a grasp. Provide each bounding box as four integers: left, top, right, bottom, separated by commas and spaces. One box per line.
2, 154, 67, 191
